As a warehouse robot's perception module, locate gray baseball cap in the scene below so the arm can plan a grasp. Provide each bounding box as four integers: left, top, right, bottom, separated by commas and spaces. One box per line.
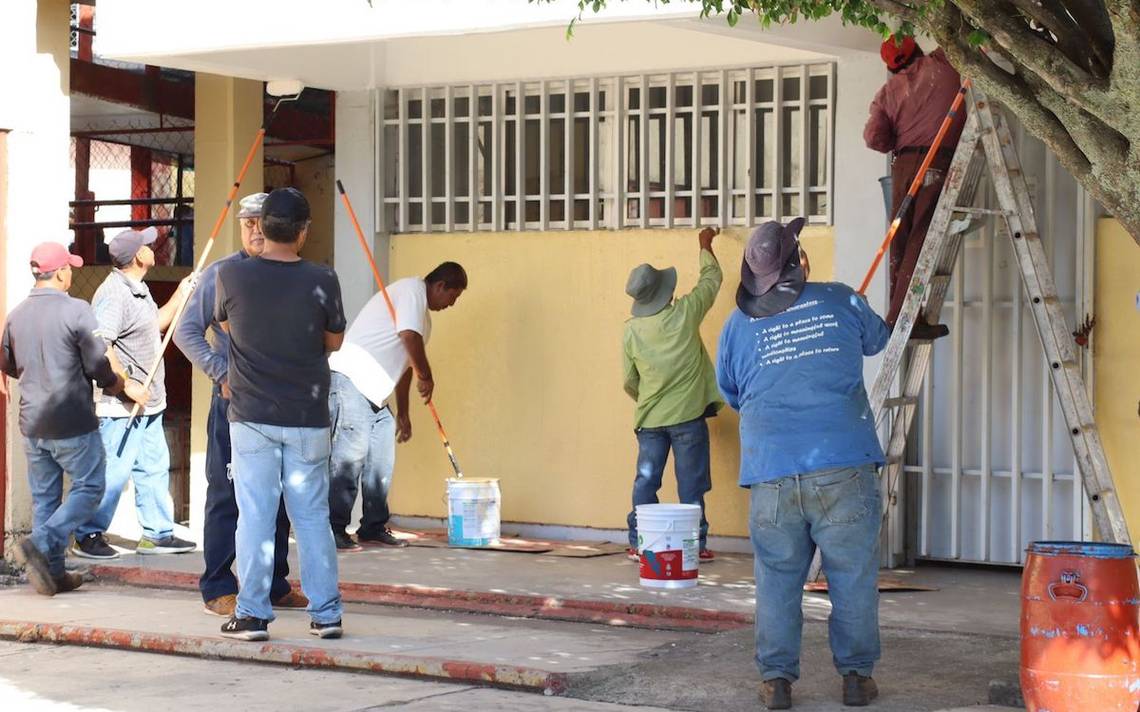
625, 263, 678, 317
108, 227, 158, 267
736, 217, 807, 317
237, 192, 268, 218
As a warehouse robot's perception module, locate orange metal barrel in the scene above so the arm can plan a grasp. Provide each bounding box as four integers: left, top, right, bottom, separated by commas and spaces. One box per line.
1021, 541, 1140, 711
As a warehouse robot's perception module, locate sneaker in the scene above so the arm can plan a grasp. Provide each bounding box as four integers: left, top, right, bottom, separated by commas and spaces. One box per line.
310, 619, 343, 639
204, 594, 237, 617
72, 532, 120, 560
136, 535, 196, 555
334, 530, 363, 552
626, 547, 640, 562
699, 549, 716, 563
842, 673, 879, 707
357, 528, 408, 548
220, 616, 269, 641
761, 678, 793, 710
53, 571, 84, 593
272, 591, 309, 609
14, 538, 57, 597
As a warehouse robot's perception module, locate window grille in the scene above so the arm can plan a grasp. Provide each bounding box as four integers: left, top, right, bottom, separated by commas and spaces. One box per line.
378, 63, 834, 233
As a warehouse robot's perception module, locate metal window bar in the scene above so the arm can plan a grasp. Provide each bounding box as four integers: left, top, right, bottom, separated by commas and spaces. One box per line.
589, 77, 599, 230
799, 69, 808, 221
664, 73, 675, 228
469, 84, 478, 232
692, 73, 703, 229
444, 86, 454, 232
515, 81, 524, 232
745, 68, 756, 226
398, 88, 408, 232
718, 70, 729, 226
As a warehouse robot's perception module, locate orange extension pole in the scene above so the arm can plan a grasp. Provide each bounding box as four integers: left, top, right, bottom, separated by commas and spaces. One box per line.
857, 79, 971, 295
121, 100, 290, 445
335, 179, 465, 479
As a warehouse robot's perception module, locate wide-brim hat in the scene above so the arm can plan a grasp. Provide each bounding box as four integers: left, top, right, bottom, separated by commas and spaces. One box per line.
736, 217, 807, 317
625, 263, 678, 317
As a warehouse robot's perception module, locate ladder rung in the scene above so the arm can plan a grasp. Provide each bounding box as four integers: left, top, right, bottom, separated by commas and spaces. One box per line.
884, 396, 920, 409
930, 274, 952, 285
952, 207, 1009, 216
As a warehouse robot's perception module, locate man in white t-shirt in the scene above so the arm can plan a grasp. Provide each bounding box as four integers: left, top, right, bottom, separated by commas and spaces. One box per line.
327, 262, 467, 550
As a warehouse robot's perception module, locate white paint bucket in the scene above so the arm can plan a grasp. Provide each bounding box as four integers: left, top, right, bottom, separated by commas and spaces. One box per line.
635, 503, 701, 589
446, 478, 501, 547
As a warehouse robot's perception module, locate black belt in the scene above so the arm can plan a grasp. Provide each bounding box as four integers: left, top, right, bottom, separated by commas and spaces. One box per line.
894, 145, 955, 158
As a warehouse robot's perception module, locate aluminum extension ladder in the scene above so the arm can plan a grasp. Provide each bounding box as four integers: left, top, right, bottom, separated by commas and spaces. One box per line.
809, 89, 1129, 584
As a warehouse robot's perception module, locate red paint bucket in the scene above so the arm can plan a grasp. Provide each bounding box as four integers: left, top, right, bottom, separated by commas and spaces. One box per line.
1021, 541, 1140, 711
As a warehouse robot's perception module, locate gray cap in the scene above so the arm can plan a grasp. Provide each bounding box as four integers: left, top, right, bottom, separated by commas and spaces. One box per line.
108, 227, 158, 267
237, 192, 268, 218
625, 263, 677, 317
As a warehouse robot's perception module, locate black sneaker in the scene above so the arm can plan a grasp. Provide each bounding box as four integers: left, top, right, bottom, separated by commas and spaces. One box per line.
136, 535, 196, 555
72, 532, 120, 560
310, 619, 343, 639
909, 321, 950, 341
358, 528, 408, 548
334, 530, 363, 552
220, 616, 269, 641
842, 673, 879, 706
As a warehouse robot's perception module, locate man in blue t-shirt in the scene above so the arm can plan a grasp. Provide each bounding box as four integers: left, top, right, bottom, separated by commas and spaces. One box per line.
716, 217, 889, 710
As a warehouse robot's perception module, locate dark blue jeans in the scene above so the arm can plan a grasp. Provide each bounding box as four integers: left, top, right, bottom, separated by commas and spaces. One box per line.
199, 389, 293, 603
627, 417, 711, 550
24, 430, 106, 576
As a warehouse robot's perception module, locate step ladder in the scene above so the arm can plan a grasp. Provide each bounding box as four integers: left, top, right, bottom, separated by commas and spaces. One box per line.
808, 89, 1129, 584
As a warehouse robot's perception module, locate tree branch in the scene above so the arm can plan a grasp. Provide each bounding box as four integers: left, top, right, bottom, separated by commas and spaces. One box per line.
1061, 0, 1116, 71
864, 0, 920, 23
1008, 0, 1110, 76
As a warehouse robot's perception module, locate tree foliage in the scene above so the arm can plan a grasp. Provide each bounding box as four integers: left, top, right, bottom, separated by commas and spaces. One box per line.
546, 0, 1140, 244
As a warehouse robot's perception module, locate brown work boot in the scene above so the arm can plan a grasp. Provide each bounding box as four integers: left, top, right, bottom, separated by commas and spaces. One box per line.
760, 678, 792, 709
203, 594, 237, 617
272, 590, 309, 609
842, 673, 879, 706
53, 571, 84, 593
909, 321, 949, 341
14, 538, 57, 596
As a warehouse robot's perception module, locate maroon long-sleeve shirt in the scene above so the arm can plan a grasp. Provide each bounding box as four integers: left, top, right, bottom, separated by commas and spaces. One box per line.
863, 48, 965, 154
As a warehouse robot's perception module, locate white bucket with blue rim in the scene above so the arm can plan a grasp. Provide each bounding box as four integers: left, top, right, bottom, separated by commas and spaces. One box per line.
446, 478, 501, 547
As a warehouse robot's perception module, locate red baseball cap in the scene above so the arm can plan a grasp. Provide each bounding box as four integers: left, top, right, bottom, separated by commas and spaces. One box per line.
880, 35, 918, 71
30, 242, 83, 273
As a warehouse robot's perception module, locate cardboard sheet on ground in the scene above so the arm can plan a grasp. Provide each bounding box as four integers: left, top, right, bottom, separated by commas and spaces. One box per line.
390, 528, 628, 557
803, 577, 939, 593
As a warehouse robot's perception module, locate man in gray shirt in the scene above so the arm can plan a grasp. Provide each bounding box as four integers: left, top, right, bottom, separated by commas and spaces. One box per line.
71, 228, 196, 559
1, 242, 124, 595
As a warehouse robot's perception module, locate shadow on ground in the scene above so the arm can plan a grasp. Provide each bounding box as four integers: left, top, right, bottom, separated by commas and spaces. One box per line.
568, 621, 1018, 712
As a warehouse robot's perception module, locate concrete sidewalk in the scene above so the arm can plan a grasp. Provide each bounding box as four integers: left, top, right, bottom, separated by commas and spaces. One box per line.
92, 541, 1023, 636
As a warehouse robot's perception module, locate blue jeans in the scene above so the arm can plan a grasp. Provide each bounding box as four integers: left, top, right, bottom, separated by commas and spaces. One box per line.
230, 421, 342, 625
76, 414, 175, 541
749, 464, 882, 682
627, 417, 711, 550
328, 373, 396, 537
24, 430, 107, 576
199, 390, 292, 603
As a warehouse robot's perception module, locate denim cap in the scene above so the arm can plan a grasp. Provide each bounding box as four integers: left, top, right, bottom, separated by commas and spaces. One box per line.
625, 263, 678, 317
736, 217, 807, 317
108, 227, 158, 267
237, 192, 268, 219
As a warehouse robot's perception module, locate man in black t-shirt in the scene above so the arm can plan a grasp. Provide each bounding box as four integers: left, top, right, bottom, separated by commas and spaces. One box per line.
215, 188, 347, 642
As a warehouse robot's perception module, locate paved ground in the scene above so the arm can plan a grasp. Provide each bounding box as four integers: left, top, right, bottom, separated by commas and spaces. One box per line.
93, 542, 1023, 636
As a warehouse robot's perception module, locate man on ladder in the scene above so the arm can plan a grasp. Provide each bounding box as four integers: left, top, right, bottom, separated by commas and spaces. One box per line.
863, 36, 965, 339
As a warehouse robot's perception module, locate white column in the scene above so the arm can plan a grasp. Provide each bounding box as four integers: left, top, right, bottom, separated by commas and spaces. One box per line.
335, 89, 380, 318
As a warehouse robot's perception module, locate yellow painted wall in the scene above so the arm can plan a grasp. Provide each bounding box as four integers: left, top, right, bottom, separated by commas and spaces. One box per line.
387, 226, 834, 538
1094, 218, 1140, 539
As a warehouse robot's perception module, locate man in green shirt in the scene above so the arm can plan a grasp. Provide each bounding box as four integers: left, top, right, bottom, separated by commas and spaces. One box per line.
623, 226, 723, 562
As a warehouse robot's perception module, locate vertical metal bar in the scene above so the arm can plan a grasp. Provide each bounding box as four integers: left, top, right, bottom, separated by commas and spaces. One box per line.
421, 87, 431, 234
639, 75, 649, 229
745, 68, 755, 226
469, 84, 477, 232
398, 88, 408, 232
664, 73, 675, 228
375, 89, 384, 229
799, 68, 808, 220
692, 72, 703, 229
1042, 151, 1056, 538
492, 83, 502, 232
539, 81, 548, 231
921, 363, 934, 557
981, 195, 994, 561
950, 246, 965, 559
589, 76, 599, 230
615, 78, 626, 229
565, 82, 573, 230
772, 67, 781, 221
1011, 233, 1024, 562
515, 81, 524, 232
718, 70, 728, 226
827, 62, 836, 225
444, 85, 454, 232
